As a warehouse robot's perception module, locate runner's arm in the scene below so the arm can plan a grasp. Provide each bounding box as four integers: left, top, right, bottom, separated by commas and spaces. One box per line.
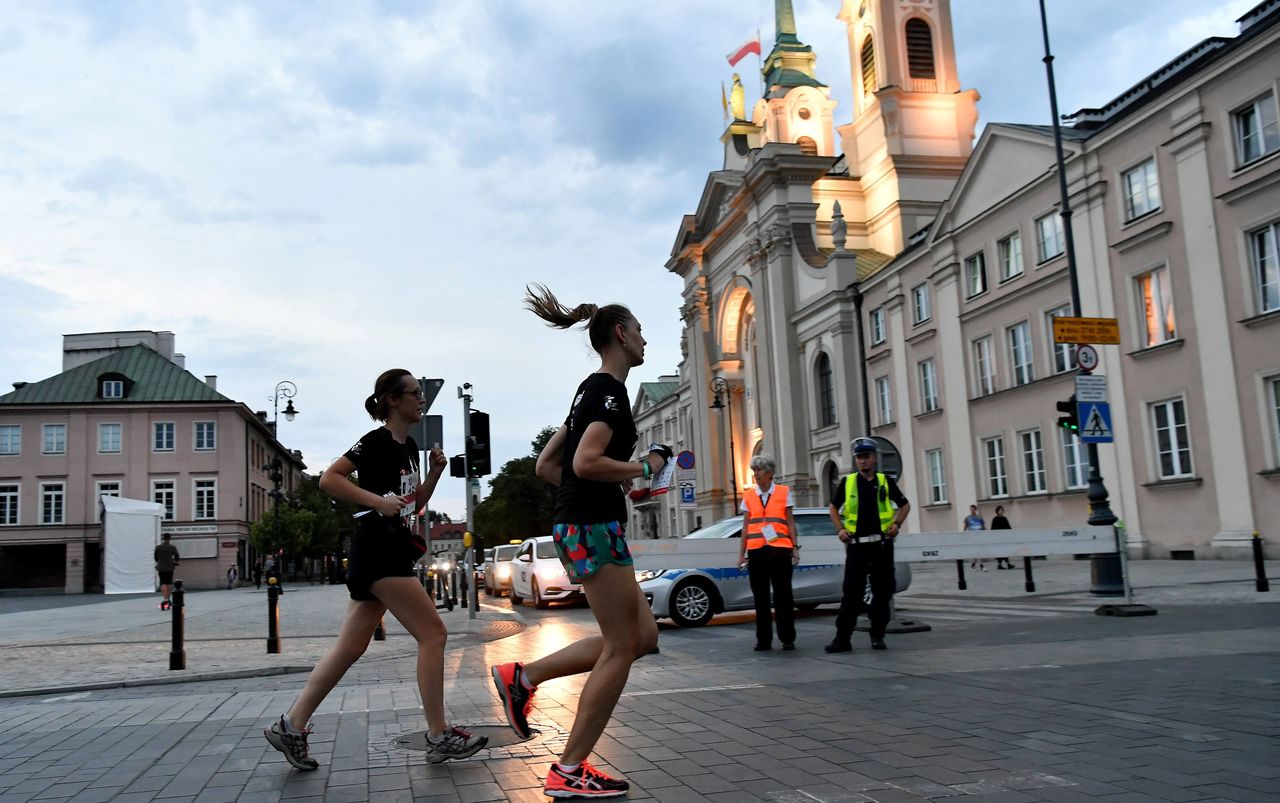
572, 421, 660, 482
535, 425, 569, 486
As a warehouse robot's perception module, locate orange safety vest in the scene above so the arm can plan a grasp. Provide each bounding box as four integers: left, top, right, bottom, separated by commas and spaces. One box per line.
743, 485, 793, 550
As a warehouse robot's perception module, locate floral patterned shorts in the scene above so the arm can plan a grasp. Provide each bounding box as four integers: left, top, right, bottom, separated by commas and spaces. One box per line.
551, 521, 633, 583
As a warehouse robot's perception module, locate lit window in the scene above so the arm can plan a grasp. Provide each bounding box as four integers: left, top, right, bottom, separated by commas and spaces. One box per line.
1233, 92, 1280, 167
983, 437, 1007, 498
154, 422, 175, 452
42, 424, 66, 455
973, 336, 995, 396
918, 358, 939, 413
0, 425, 19, 455
925, 448, 947, 504
1008, 322, 1034, 386
195, 421, 217, 451
1061, 429, 1087, 490
1036, 213, 1064, 262
911, 283, 931, 324
869, 308, 886, 344
875, 376, 893, 426
1019, 428, 1046, 494
1135, 267, 1176, 346
1122, 158, 1161, 220
998, 232, 1023, 281
1046, 305, 1076, 374
0, 484, 18, 525
965, 251, 988, 298
1150, 398, 1193, 479
41, 482, 64, 525
1247, 222, 1280, 314
98, 423, 122, 454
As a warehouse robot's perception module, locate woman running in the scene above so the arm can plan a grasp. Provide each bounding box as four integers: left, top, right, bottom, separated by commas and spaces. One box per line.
265, 369, 486, 770
491, 284, 668, 798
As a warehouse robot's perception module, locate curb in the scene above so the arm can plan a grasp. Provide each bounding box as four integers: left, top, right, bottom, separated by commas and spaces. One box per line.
0, 665, 315, 701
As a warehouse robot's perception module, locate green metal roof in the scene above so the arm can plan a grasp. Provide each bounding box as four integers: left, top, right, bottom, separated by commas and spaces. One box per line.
0, 344, 232, 405
639, 381, 680, 406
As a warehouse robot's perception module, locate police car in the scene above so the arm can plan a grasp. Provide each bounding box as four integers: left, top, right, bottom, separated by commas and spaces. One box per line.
637, 508, 912, 627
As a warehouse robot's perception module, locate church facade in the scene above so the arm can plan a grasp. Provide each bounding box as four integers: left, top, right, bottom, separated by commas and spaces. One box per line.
633, 0, 1280, 558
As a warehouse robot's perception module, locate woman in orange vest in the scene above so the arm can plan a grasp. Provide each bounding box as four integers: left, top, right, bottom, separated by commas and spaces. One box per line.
737, 454, 800, 651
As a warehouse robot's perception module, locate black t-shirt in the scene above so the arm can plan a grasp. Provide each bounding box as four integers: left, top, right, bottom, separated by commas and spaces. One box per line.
344, 427, 420, 540
553, 373, 637, 524
991, 515, 1011, 530
830, 472, 909, 537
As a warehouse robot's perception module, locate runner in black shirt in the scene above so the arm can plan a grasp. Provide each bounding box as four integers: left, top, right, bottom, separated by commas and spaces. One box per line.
265, 369, 485, 770
491, 284, 669, 799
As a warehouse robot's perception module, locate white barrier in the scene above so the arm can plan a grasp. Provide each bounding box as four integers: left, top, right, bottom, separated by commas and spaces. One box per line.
629, 526, 1116, 572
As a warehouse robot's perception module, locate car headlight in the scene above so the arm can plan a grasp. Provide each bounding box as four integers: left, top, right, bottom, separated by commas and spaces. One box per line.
497, 565, 511, 579
634, 569, 667, 583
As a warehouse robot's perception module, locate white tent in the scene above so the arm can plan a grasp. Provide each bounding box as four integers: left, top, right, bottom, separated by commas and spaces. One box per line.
101, 496, 164, 594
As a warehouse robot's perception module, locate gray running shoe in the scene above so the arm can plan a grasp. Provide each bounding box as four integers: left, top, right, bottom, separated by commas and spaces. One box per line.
264, 715, 319, 771
425, 726, 488, 764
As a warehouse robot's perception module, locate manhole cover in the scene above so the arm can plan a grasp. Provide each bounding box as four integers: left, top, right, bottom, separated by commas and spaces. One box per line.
393, 724, 532, 751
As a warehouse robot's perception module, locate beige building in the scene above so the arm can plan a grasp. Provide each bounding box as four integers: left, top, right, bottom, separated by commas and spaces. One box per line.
0, 332, 305, 592
639, 0, 1279, 556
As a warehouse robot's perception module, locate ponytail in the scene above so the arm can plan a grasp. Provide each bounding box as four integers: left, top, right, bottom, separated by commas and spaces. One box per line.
366, 369, 413, 421
524, 283, 632, 354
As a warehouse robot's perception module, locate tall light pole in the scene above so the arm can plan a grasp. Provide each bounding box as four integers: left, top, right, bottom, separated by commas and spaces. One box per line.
268, 381, 299, 583
709, 377, 739, 512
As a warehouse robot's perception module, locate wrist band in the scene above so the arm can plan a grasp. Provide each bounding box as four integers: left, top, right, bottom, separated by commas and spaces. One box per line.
641, 460, 652, 480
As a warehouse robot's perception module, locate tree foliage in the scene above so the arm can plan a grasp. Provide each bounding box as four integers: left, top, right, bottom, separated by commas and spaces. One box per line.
249, 475, 362, 557
474, 426, 558, 549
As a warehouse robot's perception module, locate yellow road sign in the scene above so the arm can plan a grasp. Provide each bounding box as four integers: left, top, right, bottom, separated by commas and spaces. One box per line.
1053, 316, 1120, 345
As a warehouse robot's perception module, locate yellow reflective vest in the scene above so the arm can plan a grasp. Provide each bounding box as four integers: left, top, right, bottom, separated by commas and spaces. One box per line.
840, 472, 895, 534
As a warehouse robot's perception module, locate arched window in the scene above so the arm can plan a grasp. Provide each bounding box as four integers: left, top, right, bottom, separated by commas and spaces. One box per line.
816, 352, 837, 427
860, 36, 877, 99
796, 136, 818, 155
905, 19, 935, 80
824, 461, 841, 503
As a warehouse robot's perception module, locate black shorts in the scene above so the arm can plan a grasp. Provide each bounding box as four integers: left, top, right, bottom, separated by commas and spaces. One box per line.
346, 523, 420, 601
158, 571, 174, 585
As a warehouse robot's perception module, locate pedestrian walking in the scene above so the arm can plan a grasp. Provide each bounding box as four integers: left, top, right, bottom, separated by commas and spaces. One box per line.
991, 505, 1015, 569
253, 562, 262, 590
264, 368, 486, 771
490, 284, 668, 799
826, 437, 910, 653
736, 454, 800, 651
154, 533, 180, 610
226, 565, 238, 589
964, 504, 987, 571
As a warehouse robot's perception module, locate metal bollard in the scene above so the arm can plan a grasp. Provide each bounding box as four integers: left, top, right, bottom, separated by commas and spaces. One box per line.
374, 616, 386, 641
1023, 556, 1036, 593
955, 559, 967, 591
267, 577, 281, 654
169, 580, 186, 670
460, 568, 468, 609
1253, 531, 1270, 592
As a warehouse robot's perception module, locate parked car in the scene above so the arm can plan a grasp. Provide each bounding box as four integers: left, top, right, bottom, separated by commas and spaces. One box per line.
475, 548, 493, 588
637, 508, 913, 627
483, 544, 521, 596
510, 536, 583, 609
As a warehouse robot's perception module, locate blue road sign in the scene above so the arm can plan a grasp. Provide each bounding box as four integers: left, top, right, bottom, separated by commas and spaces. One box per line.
1078, 401, 1114, 444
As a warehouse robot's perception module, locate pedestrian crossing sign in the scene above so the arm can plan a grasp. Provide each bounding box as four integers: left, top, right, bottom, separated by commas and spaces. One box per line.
1078, 401, 1114, 443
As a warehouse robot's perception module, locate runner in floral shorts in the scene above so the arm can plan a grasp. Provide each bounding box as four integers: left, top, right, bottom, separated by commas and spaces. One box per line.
552, 521, 632, 582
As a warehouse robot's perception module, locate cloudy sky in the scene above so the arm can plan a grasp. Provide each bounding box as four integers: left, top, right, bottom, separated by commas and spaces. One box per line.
0, 0, 1255, 519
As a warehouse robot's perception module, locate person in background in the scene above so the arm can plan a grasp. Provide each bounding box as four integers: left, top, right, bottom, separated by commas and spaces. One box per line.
227, 564, 238, 589
154, 533, 180, 611
964, 504, 987, 571
991, 505, 1015, 569
737, 454, 800, 651
253, 562, 263, 590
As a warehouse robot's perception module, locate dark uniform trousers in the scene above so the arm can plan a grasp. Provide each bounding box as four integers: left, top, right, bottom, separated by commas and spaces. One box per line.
747, 544, 796, 646
834, 539, 895, 641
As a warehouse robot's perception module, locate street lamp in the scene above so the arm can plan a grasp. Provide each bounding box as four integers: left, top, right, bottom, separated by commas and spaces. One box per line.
267, 380, 298, 584
272, 380, 299, 425
709, 377, 739, 511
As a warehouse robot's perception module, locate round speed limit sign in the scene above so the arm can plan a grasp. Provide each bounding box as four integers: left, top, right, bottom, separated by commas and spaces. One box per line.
1076, 344, 1099, 372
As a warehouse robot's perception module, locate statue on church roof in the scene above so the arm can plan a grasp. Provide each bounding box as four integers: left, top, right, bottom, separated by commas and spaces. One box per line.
730, 73, 746, 121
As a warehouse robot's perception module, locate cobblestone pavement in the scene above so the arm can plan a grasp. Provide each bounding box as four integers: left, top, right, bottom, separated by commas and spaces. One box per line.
0, 560, 1276, 802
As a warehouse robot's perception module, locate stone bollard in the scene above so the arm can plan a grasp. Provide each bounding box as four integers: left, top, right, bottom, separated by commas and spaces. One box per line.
1023, 556, 1036, 593
267, 577, 281, 654
169, 580, 186, 670
1254, 531, 1270, 593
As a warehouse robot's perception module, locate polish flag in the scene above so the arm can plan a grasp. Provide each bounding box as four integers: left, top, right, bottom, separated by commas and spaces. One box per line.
726, 35, 761, 67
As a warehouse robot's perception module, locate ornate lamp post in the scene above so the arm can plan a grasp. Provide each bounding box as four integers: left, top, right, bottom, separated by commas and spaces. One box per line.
709, 377, 739, 511
272, 380, 299, 427
267, 381, 299, 583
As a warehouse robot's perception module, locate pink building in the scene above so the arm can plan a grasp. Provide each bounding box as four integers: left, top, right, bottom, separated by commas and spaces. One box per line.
0, 332, 304, 593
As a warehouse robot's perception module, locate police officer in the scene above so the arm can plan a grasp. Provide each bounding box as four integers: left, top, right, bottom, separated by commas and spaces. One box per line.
825, 437, 910, 652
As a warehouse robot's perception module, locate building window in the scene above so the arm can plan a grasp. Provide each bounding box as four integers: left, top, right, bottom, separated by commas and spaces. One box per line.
869, 308, 886, 345
1061, 429, 1087, 490
998, 232, 1023, 281
96, 481, 121, 521
98, 423, 122, 454
1046, 305, 1076, 374
1036, 213, 1064, 262
911, 283, 931, 324
195, 421, 217, 451
1268, 376, 1280, 464
1233, 92, 1280, 167
101, 379, 124, 399
1247, 222, 1280, 314
860, 36, 877, 99
152, 479, 176, 521
1008, 322, 1034, 386
1135, 266, 1176, 346
918, 358, 939, 413
0, 484, 17, 525
815, 353, 837, 427
41, 482, 65, 525
925, 448, 947, 504
1019, 428, 1046, 494
964, 251, 988, 298
194, 479, 217, 520
42, 424, 66, 455
1122, 158, 1161, 221
154, 422, 175, 452
875, 375, 893, 426
904, 18, 935, 80
973, 336, 995, 396
983, 437, 1008, 498
1150, 398, 1193, 479
0, 425, 19, 455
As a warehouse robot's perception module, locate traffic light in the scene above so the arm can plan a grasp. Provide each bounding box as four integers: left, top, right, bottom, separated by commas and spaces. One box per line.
449, 455, 467, 478
1056, 395, 1079, 433
466, 410, 491, 478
